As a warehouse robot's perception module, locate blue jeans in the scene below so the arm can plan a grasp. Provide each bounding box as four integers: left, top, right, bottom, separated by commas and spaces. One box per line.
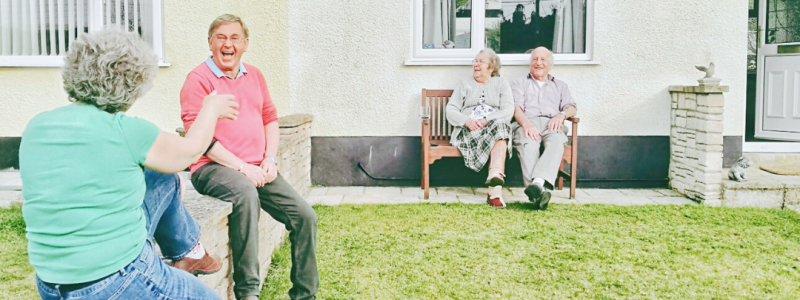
36, 169, 221, 300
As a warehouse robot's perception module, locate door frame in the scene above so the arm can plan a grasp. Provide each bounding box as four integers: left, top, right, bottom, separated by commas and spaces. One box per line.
745, 0, 800, 152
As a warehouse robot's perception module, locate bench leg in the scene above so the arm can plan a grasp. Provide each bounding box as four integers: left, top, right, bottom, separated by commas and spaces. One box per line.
423, 160, 430, 199
570, 166, 576, 199
557, 163, 564, 190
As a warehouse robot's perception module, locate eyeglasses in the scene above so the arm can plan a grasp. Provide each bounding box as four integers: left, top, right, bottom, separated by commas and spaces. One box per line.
213, 35, 246, 45
472, 59, 489, 65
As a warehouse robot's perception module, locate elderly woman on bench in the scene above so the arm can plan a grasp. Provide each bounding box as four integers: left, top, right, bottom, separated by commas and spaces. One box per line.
19, 29, 239, 300
445, 48, 514, 208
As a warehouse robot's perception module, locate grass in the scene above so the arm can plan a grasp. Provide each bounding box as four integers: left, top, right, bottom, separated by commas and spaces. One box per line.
261, 203, 800, 300
2, 203, 800, 299
0, 206, 37, 300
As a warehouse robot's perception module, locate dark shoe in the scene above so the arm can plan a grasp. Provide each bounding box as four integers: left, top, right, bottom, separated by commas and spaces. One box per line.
486, 195, 506, 208
173, 252, 222, 275
524, 184, 543, 202
537, 190, 551, 211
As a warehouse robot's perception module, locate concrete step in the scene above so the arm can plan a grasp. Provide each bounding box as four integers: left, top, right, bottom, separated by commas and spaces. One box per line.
721, 167, 800, 208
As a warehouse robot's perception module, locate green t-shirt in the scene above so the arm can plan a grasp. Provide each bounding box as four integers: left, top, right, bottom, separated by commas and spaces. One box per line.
20, 104, 159, 284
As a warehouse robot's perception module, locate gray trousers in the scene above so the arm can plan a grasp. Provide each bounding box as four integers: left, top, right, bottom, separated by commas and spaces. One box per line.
191, 162, 318, 300
513, 116, 568, 187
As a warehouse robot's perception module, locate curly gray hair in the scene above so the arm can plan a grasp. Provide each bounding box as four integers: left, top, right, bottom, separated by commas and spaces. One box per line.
478, 48, 501, 77
62, 29, 158, 113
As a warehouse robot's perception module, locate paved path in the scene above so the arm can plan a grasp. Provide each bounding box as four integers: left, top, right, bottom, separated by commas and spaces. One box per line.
306, 187, 697, 206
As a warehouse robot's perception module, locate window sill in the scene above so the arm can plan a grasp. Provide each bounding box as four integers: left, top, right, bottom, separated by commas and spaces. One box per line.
0, 56, 171, 68
404, 57, 600, 66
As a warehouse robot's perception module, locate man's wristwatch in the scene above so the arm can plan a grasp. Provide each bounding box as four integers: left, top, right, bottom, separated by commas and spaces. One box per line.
266, 156, 277, 164
558, 111, 566, 117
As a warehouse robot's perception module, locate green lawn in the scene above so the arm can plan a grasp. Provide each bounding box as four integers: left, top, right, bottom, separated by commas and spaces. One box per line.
3, 204, 800, 300
0, 207, 37, 300
262, 203, 800, 300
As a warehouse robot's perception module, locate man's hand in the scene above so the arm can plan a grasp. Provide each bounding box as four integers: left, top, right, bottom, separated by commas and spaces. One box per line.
547, 114, 566, 132
521, 120, 541, 141
240, 163, 268, 187
260, 158, 278, 184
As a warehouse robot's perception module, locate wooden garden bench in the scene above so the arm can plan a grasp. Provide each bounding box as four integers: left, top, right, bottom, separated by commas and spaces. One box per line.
421, 88, 579, 199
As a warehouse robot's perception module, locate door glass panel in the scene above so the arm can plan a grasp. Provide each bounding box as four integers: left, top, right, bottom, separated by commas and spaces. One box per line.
766, 0, 800, 44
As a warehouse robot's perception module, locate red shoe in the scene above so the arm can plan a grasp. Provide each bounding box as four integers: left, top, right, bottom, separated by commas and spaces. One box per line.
173, 252, 222, 275
486, 195, 506, 208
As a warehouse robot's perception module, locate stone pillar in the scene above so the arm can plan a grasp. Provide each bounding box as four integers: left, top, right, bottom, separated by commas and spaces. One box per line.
276, 114, 313, 198
668, 85, 728, 203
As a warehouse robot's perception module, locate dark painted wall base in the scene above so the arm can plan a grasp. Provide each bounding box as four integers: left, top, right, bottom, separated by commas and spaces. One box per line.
1, 135, 744, 189
0, 137, 20, 170
312, 136, 743, 189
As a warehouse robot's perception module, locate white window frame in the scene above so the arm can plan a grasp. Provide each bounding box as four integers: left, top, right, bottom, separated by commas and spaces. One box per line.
0, 0, 167, 67
405, 0, 596, 66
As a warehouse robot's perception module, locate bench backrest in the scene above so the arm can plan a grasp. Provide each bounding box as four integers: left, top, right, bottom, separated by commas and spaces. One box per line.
422, 89, 455, 141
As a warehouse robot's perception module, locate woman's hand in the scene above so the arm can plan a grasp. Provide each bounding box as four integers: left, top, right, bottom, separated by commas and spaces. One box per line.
465, 119, 480, 131
466, 118, 488, 131
203, 90, 239, 120
239, 163, 268, 187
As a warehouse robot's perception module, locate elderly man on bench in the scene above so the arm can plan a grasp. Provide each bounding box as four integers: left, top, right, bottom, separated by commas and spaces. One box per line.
512, 47, 578, 210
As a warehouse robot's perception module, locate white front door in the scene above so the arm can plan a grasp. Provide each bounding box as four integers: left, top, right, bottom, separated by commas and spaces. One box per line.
754, 0, 800, 141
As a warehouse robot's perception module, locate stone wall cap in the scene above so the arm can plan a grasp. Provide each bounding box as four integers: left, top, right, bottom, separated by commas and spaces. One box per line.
278, 114, 314, 128
669, 85, 729, 93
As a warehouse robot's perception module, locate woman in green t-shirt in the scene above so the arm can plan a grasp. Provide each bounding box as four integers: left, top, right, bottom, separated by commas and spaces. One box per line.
20, 29, 238, 300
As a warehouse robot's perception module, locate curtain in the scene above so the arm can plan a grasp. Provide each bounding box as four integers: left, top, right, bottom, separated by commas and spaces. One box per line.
552, 0, 585, 53
0, 0, 144, 56
423, 0, 455, 48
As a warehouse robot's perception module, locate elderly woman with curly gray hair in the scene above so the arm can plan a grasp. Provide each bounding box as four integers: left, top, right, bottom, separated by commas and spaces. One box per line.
446, 48, 514, 208
19, 29, 238, 300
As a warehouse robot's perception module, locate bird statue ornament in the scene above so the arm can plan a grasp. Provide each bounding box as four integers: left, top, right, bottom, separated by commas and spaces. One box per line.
695, 62, 715, 78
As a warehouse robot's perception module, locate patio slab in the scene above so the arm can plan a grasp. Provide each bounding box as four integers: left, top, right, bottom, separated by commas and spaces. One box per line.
326, 186, 364, 195
581, 189, 627, 198
649, 196, 698, 206
308, 195, 343, 206
619, 189, 667, 198
436, 187, 475, 197
341, 194, 420, 205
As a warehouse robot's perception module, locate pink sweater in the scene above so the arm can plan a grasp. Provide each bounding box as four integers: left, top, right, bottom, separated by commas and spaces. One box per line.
180, 61, 278, 173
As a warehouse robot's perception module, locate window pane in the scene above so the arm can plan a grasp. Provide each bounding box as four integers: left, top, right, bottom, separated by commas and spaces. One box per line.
422, 0, 471, 49
0, 0, 153, 56
485, 0, 586, 54
748, 17, 757, 71
766, 0, 800, 44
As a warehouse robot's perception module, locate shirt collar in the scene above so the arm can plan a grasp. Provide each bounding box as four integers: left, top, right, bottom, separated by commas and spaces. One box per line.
205, 56, 248, 79
527, 73, 554, 82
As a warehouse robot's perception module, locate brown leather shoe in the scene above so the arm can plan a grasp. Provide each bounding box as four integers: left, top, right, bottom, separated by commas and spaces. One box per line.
172, 252, 222, 275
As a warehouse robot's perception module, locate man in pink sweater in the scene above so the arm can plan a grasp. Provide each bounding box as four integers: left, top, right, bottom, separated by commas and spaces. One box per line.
180, 14, 317, 300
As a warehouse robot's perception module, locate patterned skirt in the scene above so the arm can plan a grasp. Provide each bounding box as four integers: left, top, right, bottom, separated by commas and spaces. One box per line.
452, 119, 512, 172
